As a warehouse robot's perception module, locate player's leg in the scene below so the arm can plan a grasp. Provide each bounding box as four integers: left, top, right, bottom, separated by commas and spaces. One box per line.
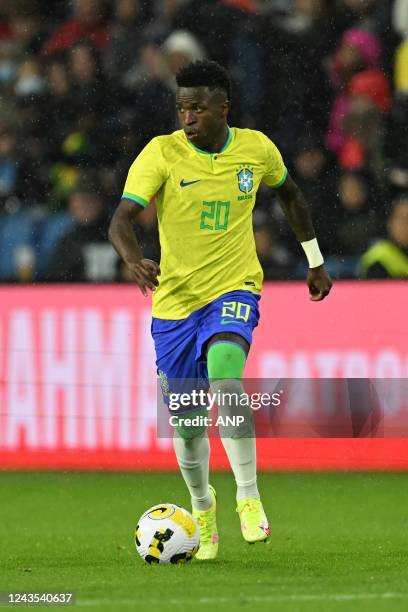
152, 316, 212, 510
197, 291, 270, 543
173, 426, 212, 510
152, 316, 218, 559
206, 334, 259, 497
207, 334, 269, 543
173, 417, 219, 560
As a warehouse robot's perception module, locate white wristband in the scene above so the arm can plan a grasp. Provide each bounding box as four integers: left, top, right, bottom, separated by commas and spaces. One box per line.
301, 238, 324, 268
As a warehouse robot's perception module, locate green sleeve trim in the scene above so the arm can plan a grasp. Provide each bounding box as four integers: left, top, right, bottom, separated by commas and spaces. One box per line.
272, 166, 288, 188
122, 192, 148, 208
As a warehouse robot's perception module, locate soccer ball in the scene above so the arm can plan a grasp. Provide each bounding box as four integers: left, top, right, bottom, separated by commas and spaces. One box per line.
135, 503, 200, 564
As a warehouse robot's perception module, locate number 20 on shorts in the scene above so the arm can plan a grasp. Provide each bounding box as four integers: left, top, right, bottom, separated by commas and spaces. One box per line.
221, 301, 251, 322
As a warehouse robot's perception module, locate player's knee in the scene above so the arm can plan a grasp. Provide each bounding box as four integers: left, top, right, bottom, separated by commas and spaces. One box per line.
210, 378, 254, 439
173, 408, 208, 440
210, 377, 244, 402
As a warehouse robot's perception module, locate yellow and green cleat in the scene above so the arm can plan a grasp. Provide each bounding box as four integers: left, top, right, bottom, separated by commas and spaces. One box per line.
192, 485, 219, 560
237, 498, 270, 544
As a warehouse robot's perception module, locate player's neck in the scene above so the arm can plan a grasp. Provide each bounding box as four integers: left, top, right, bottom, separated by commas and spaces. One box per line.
202, 125, 230, 154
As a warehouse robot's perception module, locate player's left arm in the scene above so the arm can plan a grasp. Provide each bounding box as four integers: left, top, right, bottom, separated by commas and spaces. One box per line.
276, 173, 333, 301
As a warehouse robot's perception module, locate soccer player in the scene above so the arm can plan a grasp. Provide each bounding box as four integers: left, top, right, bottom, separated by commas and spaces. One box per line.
109, 60, 332, 560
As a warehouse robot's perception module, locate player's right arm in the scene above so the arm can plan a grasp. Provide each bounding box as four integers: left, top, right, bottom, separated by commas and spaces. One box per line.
108, 199, 160, 296
108, 138, 167, 296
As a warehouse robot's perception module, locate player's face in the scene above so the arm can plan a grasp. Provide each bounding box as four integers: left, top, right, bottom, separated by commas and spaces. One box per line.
176, 86, 229, 151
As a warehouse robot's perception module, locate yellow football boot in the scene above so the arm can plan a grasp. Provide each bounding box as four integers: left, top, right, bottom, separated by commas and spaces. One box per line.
193, 485, 219, 560
237, 498, 270, 544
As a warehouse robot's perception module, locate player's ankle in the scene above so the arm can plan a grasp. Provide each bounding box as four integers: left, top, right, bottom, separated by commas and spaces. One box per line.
192, 492, 213, 511
236, 484, 260, 500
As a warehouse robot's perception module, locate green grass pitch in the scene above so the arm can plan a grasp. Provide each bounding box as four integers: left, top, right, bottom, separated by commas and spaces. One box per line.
1, 471, 408, 611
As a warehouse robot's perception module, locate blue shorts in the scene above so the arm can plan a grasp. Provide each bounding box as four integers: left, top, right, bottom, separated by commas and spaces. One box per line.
152, 290, 260, 401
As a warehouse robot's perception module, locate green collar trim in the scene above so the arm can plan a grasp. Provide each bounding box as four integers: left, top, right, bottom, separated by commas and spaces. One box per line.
219, 126, 233, 152
187, 126, 233, 155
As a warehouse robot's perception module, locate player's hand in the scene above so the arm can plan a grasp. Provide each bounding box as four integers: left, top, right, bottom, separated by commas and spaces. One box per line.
306, 265, 332, 301
125, 258, 160, 297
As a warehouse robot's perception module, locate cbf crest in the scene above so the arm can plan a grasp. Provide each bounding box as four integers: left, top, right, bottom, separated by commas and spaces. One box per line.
237, 165, 254, 194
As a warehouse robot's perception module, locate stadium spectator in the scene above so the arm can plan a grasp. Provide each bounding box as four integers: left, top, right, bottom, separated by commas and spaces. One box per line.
43, 58, 75, 153
7, 0, 44, 56
273, 0, 334, 134
338, 0, 380, 28
68, 41, 109, 119
42, 0, 109, 56
291, 135, 338, 254
253, 211, 293, 280
394, 38, 408, 94
0, 40, 20, 92
336, 67, 392, 180
393, 0, 408, 94
348, 68, 392, 113
14, 58, 45, 98
358, 194, 408, 278
161, 30, 206, 91
53, 42, 114, 170
44, 181, 117, 282
9, 57, 49, 207
155, 0, 185, 32
335, 171, 382, 257
340, 98, 385, 182
0, 0, 404, 282
386, 94, 408, 194
0, 126, 18, 202
326, 27, 383, 155
41, 44, 111, 209
104, 0, 146, 82
173, 0, 255, 69
119, 37, 176, 145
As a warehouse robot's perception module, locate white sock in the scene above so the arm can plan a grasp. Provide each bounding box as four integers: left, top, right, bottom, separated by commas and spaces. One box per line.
220, 436, 259, 500
173, 434, 213, 510
211, 379, 260, 501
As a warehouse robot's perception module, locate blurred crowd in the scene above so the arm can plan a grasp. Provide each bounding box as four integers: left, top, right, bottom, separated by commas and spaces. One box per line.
0, 0, 407, 282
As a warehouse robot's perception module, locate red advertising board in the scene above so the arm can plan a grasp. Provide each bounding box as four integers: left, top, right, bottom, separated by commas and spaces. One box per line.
0, 282, 407, 470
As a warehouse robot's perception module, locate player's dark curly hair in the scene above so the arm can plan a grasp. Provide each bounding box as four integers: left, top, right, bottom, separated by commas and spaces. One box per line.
176, 60, 231, 100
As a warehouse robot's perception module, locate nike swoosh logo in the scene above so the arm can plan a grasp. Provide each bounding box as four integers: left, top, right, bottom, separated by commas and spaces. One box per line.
220, 319, 236, 325
180, 179, 201, 188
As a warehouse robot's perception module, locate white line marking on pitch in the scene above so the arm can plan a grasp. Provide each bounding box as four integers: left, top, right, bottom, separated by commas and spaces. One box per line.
77, 592, 408, 606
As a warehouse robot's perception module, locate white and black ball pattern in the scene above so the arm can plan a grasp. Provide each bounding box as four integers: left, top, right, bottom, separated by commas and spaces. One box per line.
135, 503, 200, 564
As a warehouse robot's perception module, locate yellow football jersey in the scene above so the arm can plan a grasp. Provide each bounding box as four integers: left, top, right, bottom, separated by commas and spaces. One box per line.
122, 127, 287, 319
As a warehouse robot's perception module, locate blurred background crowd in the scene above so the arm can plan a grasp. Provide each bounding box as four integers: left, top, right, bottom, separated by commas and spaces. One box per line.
0, 0, 407, 282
